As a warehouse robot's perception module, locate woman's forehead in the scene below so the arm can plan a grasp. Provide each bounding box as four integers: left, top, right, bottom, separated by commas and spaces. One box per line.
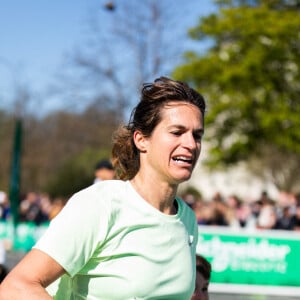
160, 102, 203, 124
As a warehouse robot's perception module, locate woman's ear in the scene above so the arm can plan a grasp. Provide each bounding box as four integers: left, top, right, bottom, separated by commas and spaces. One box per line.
133, 130, 148, 152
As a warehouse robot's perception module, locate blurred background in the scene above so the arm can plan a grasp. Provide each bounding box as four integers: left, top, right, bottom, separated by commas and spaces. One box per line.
0, 0, 300, 299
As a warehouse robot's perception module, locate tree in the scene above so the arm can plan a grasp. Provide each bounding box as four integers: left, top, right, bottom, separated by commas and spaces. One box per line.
0, 110, 14, 189
0, 80, 33, 197
0, 103, 119, 194
51, 0, 205, 118
44, 147, 111, 198
21, 103, 119, 192
173, 0, 300, 191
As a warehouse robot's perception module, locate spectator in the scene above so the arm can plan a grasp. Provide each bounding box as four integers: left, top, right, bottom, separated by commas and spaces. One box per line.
48, 197, 67, 221
256, 191, 277, 229
192, 199, 206, 225
196, 202, 214, 225
191, 254, 211, 300
0, 191, 10, 221
210, 193, 228, 226
19, 192, 48, 225
256, 202, 277, 229
226, 194, 241, 211
274, 206, 296, 230
293, 205, 300, 231
94, 159, 115, 183
236, 202, 257, 230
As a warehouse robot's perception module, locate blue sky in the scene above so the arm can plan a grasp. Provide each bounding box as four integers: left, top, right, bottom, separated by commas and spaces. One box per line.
0, 0, 216, 112
0, 1, 98, 93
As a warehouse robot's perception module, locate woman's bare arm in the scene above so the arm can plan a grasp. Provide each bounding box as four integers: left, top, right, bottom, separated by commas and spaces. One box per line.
0, 249, 65, 300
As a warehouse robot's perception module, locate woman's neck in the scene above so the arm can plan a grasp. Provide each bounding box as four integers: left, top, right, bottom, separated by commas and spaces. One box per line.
130, 174, 178, 215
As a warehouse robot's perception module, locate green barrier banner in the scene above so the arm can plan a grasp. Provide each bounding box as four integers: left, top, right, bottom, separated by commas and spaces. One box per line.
197, 226, 300, 287
0, 221, 48, 252
2, 221, 300, 288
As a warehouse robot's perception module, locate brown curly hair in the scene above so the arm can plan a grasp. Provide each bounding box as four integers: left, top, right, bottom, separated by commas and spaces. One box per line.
112, 76, 206, 180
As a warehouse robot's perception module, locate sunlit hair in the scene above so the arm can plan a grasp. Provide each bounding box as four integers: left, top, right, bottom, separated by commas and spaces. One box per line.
112, 76, 206, 180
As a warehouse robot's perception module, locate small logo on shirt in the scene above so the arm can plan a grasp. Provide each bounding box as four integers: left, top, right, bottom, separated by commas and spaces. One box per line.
189, 235, 194, 246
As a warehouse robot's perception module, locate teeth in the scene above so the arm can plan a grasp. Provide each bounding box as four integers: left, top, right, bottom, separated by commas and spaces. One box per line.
173, 156, 192, 162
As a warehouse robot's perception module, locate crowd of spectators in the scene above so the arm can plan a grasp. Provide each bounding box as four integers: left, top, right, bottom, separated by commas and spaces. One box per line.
0, 186, 300, 287
181, 189, 300, 232
0, 191, 66, 225
0, 159, 115, 225
1, 188, 300, 232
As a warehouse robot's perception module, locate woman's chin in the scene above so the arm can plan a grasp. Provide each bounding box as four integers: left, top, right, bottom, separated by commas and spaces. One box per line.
171, 172, 192, 184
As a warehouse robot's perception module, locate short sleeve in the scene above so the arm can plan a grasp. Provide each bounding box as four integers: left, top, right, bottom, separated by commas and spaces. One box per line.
34, 189, 110, 276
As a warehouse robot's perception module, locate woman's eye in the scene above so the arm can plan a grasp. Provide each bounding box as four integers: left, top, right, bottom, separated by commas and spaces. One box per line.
172, 131, 181, 136
193, 133, 203, 141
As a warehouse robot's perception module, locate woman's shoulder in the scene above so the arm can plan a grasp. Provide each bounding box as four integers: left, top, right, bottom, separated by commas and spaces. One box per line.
79, 179, 126, 194
57, 180, 129, 221
71, 180, 128, 204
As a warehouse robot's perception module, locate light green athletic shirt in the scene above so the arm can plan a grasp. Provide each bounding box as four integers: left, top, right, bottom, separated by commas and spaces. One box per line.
34, 180, 198, 300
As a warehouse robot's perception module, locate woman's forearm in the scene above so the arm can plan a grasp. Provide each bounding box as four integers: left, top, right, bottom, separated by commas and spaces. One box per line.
0, 277, 53, 300
0, 249, 65, 300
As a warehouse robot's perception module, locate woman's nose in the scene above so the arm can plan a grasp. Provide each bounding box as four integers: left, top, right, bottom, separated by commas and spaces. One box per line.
182, 133, 197, 149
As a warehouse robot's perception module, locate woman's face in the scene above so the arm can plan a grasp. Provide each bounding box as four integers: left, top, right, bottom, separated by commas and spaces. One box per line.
140, 102, 204, 185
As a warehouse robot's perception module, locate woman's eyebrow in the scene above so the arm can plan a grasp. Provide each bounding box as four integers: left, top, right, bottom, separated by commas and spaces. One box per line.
167, 124, 204, 132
